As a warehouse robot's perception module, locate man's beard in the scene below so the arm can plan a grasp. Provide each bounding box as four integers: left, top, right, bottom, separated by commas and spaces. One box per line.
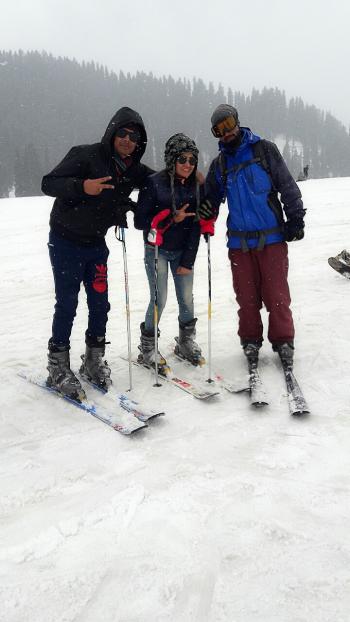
224, 130, 242, 151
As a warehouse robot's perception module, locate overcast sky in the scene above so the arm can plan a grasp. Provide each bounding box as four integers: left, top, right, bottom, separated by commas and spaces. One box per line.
1, 0, 349, 128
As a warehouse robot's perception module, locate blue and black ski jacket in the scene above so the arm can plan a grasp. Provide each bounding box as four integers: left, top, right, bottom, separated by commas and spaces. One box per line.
205, 127, 305, 250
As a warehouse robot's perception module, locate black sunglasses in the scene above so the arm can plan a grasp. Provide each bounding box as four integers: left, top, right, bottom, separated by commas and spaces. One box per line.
176, 155, 197, 166
115, 127, 141, 143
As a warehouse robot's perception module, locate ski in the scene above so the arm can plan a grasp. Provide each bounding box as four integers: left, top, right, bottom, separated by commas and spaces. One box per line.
116, 392, 165, 422
18, 372, 147, 434
247, 360, 269, 407
221, 359, 268, 407
162, 372, 219, 400
211, 365, 267, 407
278, 361, 310, 416
121, 357, 219, 400
81, 378, 165, 423
213, 372, 250, 394
170, 349, 240, 394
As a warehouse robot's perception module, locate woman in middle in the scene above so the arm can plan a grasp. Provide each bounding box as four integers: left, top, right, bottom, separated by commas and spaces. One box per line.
134, 133, 205, 373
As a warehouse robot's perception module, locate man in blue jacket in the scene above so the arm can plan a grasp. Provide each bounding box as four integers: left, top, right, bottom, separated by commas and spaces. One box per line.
199, 104, 305, 366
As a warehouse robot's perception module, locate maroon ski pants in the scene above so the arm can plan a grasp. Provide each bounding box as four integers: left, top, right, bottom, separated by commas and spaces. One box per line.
228, 242, 294, 345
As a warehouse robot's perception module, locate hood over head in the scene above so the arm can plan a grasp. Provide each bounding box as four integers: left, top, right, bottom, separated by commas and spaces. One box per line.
102, 106, 147, 162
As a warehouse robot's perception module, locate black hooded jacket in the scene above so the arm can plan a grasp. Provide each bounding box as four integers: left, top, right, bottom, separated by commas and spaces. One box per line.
42, 107, 154, 245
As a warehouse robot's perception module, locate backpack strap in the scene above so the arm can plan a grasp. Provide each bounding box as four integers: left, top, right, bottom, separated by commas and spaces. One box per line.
218, 153, 258, 200
217, 152, 228, 203
252, 140, 277, 192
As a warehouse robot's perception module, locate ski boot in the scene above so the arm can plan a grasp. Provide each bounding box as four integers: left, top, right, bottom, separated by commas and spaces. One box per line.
328, 250, 350, 279
174, 318, 205, 366
79, 334, 112, 391
137, 322, 169, 375
242, 341, 266, 407
242, 341, 261, 366
273, 342, 294, 368
47, 342, 86, 402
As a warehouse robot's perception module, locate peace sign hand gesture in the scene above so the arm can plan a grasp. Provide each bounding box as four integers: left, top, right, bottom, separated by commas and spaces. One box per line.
83, 176, 115, 196
173, 203, 196, 224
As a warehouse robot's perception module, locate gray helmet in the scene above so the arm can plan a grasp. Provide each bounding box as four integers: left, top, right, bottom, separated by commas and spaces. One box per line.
211, 104, 239, 129
164, 133, 198, 172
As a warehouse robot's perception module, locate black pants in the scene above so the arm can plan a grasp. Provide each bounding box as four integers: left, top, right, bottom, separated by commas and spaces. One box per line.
48, 231, 110, 347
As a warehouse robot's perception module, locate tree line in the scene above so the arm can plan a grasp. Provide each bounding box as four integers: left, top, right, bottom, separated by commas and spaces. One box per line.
1, 49, 349, 198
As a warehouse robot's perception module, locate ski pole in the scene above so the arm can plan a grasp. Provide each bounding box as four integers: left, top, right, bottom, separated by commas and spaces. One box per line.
153, 243, 162, 387
206, 235, 214, 383
115, 226, 133, 392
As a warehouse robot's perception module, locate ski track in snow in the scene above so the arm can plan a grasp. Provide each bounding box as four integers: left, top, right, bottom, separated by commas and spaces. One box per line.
1, 180, 350, 621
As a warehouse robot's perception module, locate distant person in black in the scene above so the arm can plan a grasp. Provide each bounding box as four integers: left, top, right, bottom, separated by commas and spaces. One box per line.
42, 107, 154, 400
328, 249, 350, 279
297, 164, 309, 182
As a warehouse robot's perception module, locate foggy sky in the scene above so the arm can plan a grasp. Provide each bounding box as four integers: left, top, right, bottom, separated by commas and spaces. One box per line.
1, 0, 349, 128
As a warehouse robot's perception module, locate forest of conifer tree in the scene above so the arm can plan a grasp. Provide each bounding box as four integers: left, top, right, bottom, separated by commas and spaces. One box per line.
1, 49, 350, 197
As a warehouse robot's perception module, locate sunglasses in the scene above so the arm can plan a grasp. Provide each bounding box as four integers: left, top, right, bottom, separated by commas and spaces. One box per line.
176, 155, 197, 166
211, 115, 237, 138
115, 127, 140, 143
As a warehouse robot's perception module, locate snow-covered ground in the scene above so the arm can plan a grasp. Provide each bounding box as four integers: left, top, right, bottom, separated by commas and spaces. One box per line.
1, 178, 350, 622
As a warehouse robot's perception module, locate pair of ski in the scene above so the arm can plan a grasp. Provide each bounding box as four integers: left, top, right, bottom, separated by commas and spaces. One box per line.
18, 371, 165, 436
146, 349, 309, 416
235, 357, 310, 416
126, 358, 220, 400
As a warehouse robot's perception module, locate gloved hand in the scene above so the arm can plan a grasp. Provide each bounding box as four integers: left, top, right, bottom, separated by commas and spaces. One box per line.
284, 218, 305, 242
200, 218, 215, 241
147, 209, 173, 246
197, 199, 214, 221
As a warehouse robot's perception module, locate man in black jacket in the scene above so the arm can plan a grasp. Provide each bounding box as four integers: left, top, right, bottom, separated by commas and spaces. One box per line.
42, 107, 154, 399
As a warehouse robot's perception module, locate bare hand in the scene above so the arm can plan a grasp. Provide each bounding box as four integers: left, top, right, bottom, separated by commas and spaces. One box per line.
176, 266, 192, 275
83, 176, 115, 195
173, 204, 196, 224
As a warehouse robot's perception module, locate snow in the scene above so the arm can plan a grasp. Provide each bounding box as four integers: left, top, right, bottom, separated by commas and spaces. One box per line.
1, 178, 350, 621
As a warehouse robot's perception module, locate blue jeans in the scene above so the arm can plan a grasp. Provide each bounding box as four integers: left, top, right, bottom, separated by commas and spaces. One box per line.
48, 231, 110, 346
144, 244, 194, 332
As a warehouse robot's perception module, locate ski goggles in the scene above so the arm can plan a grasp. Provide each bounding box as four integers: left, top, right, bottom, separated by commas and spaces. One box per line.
176, 155, 197, 165
211, 115, 237, 138
115, 127, 141, 143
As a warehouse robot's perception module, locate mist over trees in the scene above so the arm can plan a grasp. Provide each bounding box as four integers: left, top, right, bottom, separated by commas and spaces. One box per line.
1, 49, 350, 198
